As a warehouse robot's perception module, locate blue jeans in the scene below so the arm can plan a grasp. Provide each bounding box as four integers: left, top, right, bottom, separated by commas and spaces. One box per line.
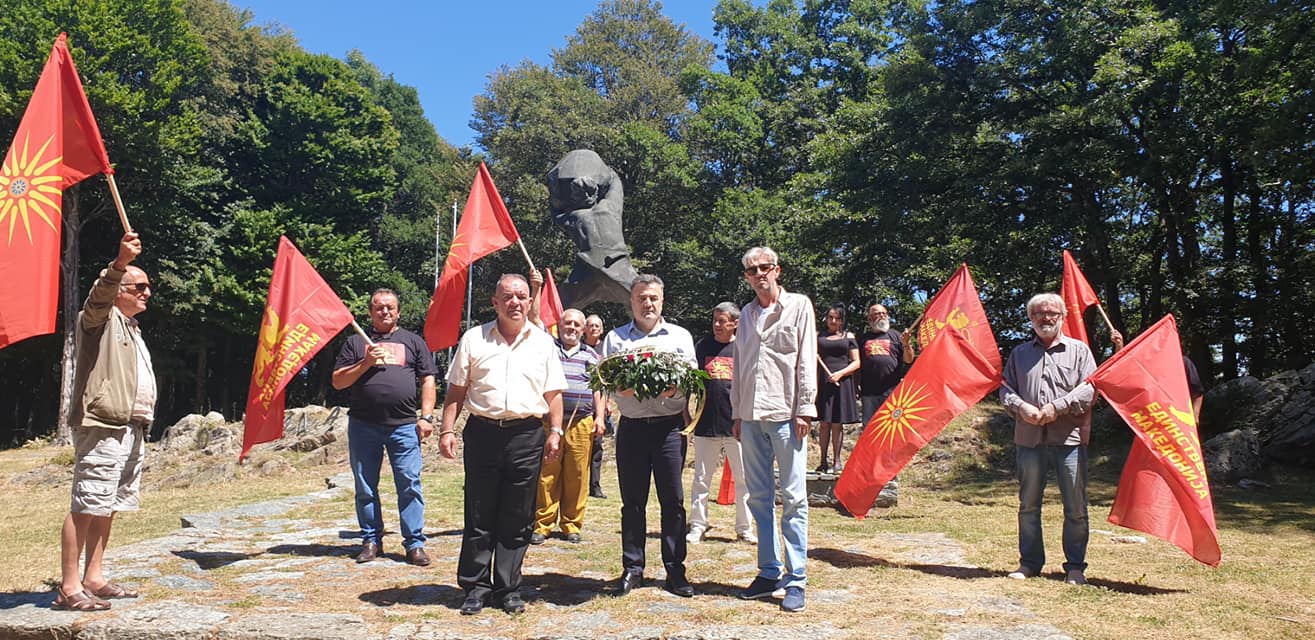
740, 419, 808, 588
1016, 444, 1088, 573
349, 417, 426, 550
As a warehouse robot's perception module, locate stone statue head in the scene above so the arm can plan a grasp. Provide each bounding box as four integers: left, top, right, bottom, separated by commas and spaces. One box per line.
547, 149, 615, 212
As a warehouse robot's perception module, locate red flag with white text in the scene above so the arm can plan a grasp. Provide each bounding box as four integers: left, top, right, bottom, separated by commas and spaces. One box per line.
0, 33, 113, 349
915, 264, 1001, 371
1061, 250, 1102, 345
424, 163, 521, 350
241, 236, 354, 461
835, 328, 1001, 518
1087, 315, 1221, 566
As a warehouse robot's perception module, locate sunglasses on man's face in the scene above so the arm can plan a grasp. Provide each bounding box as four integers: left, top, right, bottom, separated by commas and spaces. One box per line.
120, 282, 151, 293
743, 263, 777, 275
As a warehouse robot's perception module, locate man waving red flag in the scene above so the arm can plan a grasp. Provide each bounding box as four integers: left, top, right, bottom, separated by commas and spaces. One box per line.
835, 327, 1000, 518
424, 163, 522, 351
241, 236, 354, 461
0, 33, 114, 349
1060, 250, 1102, 345
1088, 315, 1221, 566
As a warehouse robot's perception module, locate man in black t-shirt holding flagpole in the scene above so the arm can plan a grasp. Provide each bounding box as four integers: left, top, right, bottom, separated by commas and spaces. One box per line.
332, 289, 438, 566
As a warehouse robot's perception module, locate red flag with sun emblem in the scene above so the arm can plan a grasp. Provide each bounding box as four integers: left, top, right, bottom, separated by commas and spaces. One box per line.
835, 328, 1001, 518
424, 163, 522, 351
0, 33, 113, 349
915, 264, 1001, 372
241, 236, 354, 461
1088, 314, 1220, 566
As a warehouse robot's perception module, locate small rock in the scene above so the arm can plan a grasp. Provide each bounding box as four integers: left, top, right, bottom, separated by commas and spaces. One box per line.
1110, 535, 1147, 544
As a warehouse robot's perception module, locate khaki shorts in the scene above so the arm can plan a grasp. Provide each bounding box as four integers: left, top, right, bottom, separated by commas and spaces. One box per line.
71, 424, 146, 516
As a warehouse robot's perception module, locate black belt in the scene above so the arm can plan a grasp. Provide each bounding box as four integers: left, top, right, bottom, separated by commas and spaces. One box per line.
468, 415, 542, 429
620, 413, 684, 425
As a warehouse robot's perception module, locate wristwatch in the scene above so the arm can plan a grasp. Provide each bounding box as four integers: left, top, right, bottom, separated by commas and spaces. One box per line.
420, 414, 435, 423
549, 426, 565, 436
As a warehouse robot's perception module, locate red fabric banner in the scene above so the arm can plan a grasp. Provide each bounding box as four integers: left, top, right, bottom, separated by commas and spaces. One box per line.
1088, 314, 1221, 566
1061, 250, 1101, 345
915, 263, 1001, 371
716, 457, 735, 505
835, 328, 1001, 518
540, 267, 564, 333
0, 33, 113, 349
241, 236, 353, 461
424, 162, 521, 350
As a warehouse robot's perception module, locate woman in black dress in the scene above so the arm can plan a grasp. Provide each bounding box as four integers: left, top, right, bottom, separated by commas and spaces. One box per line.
815, 303, 860, 473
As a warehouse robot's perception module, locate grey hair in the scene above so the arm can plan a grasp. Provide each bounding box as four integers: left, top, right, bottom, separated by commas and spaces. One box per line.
562, 308, 586, 322
713, 301, 741, 320
496, 273, 529, 291
1026, 293, 1066, 316
741, 246, 779, 269
632, 274, 664, 290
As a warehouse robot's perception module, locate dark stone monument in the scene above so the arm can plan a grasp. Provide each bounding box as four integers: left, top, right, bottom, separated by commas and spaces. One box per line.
546, 149, 639, 309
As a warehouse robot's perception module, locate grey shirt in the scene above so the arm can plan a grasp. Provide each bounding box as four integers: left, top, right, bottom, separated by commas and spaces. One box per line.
1000, 334, 1096, 447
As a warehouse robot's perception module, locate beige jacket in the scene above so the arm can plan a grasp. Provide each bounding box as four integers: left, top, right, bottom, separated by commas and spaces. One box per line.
70, 264, 150, 429
731, 289, 819, 422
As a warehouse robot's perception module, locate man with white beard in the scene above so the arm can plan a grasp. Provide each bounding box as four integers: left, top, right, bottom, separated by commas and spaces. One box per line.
1000, 293, 1096, 586
857, 304, 915, 506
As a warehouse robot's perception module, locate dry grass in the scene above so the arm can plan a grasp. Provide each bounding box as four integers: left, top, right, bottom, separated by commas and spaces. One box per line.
2, 404, 1314, 639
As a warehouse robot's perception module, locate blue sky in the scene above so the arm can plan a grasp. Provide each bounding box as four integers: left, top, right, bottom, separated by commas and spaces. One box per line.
234, 1, 720, 149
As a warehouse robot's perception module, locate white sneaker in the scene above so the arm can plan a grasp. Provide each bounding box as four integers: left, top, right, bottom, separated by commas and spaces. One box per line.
686, 527, 706, 545
737, 531, 758, 544
1007, 566, 1038, 580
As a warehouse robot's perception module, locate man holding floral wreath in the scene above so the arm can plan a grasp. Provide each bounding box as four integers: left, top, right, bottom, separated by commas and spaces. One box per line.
600, 274, 698, 598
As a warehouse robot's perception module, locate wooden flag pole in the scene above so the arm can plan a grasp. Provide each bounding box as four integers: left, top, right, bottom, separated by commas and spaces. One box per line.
516, 238, 536, 273
1094, 302, 1117, 337
105, 174, 132, 233
350, 319, 377, 347
817, 355, 837, 385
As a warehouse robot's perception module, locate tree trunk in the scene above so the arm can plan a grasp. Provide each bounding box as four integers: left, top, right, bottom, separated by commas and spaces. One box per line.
55, 190, 82, 445
194, 328, 208, 413
1218, 151, 1239, 379
1245, 176, 1269, 376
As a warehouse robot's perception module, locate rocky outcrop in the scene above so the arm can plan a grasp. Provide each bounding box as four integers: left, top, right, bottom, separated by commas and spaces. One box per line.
1203, 428, 1265, 482
1202, 363, 1315, 467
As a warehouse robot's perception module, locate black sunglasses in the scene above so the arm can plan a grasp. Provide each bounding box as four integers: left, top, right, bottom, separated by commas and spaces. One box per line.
120, 282, 151, 293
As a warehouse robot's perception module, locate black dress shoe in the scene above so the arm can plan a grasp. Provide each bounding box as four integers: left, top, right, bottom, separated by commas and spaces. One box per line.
610, 572, 643, 595
355, 541, 379, 563
500, 592, 526, 614
664, 577, 694, 598
459, 593, 485, 615
589, 490, 607, 499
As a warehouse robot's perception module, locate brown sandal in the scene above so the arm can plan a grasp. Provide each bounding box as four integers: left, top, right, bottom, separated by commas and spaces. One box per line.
51, 589, 111, 611
84, 581, 140, 599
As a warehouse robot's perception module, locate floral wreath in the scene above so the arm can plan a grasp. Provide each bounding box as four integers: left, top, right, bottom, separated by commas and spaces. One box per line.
588, 347, 709, 434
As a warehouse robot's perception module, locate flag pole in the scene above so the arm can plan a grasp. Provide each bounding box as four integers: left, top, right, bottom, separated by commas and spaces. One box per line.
817, 355, 837, 385
1094, 302, 1117, 336
516, 238, 536, 272
105, 174, 132, 232
349, 319, 376, 347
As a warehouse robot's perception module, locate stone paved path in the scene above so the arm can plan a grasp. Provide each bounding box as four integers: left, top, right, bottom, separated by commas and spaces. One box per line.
0, 473, 1075, 640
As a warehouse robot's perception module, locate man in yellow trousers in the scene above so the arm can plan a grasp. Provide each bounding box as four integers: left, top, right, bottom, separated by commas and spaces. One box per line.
532, 308, 605, 543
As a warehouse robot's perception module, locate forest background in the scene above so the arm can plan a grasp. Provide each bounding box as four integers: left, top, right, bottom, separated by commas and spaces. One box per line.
0, 0, 1310, 445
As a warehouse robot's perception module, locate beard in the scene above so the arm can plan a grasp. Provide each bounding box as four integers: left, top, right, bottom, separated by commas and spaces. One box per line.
870, 318, 890, 333
1033, 322, 1059, 340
